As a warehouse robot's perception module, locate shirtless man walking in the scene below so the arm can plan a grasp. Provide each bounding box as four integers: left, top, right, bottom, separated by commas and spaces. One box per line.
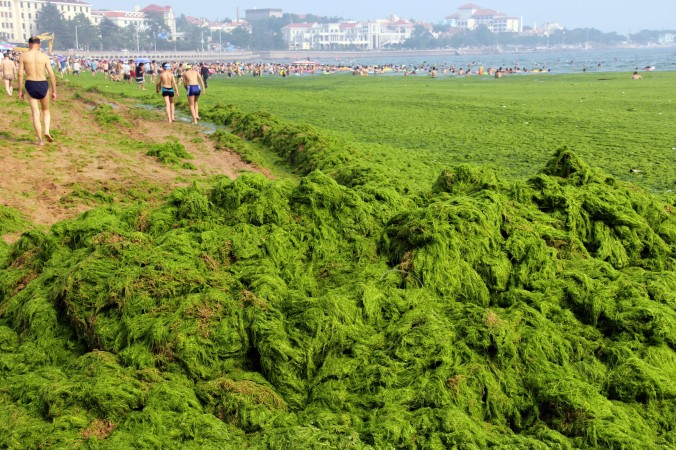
182, 64, 205, 124
18, 36, 57, 145
2, 52, 16, 96
156, 62, 179, 123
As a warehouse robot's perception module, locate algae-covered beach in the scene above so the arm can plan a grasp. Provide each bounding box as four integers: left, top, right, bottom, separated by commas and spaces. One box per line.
1, 71, 675, 449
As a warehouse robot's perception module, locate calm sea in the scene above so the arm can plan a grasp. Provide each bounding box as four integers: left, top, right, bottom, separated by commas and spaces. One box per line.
320, 47, 676, 74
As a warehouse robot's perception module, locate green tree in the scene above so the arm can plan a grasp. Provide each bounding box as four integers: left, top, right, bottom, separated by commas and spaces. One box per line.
36, 2, 68, 48
145, 10, 171, 51
68, 13, 97, 51
250, 18, 285, 50
402, 25, 436, 49
629, 30, 660, 44
121, 23, 142, 52
175, 14, 204, 51
226, 26, 252, 49
99, 18, 125, 51
473, 25, 496, 46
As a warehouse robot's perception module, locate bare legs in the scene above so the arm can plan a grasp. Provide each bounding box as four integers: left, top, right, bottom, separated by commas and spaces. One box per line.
28, 96, 52, 145
4, 79, 12, 96
163, 96, 175, 123
188, 96, 199, 124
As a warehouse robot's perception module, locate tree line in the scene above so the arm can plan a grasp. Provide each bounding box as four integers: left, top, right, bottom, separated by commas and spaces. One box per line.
400, 25, 675, 50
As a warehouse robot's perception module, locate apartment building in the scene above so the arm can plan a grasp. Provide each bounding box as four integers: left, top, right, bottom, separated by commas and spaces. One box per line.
0, 0, 91, 41
91, 4, 177, 40
90, 10, 146, 30
0, 1, 177, 43
445, 3, 522, 33
282, 16, 416, 50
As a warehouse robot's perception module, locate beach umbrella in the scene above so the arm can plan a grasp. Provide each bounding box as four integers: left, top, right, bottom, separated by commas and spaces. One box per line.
0, 39, 13, 51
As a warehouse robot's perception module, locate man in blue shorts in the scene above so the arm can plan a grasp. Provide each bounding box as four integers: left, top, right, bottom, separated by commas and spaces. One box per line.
182, 64, 206, 124
18, 36, 57, 145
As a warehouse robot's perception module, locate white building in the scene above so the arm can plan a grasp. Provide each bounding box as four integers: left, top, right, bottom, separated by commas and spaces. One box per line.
282, 16, 416, 50
0, 0, 92, 41
0, 1, 178, 43
91, 10, 146, 30
445, 3, 522, 33
658, 33, 674, 44
91, 4, 177, 40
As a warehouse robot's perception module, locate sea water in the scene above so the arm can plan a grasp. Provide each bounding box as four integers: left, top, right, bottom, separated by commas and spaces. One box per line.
320, 47, 676, 74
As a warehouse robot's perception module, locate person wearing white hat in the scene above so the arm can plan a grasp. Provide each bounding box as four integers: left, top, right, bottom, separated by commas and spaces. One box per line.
157, 62, 179, 123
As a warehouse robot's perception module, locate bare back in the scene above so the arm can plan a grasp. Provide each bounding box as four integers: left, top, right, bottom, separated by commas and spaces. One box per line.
182, 69, 202, 87
1, 58, 15, 77
19, 49, 51, 81
159, 70, 175, 88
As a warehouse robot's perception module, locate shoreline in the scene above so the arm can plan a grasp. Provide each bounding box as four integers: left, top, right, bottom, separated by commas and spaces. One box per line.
70, 44, 676, 62
258, 44, 676, 60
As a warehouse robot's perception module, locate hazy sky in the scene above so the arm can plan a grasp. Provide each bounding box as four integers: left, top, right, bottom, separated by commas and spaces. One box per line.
90, 1, 675, 33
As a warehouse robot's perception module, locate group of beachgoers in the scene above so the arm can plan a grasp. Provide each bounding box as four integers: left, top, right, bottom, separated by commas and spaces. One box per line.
1, 41, 209, 144
2, 34, 657, 145
0, 46, 564, 148
38, 55, 561, 81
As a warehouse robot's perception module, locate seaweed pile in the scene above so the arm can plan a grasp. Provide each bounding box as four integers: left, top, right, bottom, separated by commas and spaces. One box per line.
1, 119, 675, 449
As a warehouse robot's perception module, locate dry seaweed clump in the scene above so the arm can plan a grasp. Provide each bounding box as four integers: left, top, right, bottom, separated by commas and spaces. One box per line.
0, 149, 675, 448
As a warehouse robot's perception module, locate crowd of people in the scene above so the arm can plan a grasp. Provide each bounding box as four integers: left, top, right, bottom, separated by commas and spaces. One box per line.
1, 35, 654, 145
32, 55, 562, 82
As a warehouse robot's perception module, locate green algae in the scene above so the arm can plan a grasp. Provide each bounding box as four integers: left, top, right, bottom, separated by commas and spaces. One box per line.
92, 104, 131, 128
0, 205, 31, 264
69, 72, 676, 198
0, 205, 28, 235
146, 141, 195, 169
0, 145, 674, 448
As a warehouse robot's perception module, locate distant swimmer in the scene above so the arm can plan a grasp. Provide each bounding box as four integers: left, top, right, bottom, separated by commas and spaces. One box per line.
182, 64, 206, 124
18, 36, 57, 145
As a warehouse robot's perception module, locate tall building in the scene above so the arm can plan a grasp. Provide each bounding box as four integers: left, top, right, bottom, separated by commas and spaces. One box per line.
0, 0, 92, 42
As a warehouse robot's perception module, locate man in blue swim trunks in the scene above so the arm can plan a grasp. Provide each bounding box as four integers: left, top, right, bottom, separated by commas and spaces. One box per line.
182, 64, 206, 124
156, 62, 179, 123
18, 36, 57, 146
